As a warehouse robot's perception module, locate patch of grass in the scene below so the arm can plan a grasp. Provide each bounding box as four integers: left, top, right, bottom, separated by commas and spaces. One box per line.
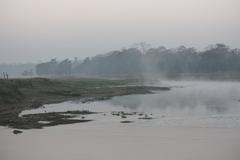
0, 78, 147, 104
0, 78, 169, 105
0, 79, 24, 104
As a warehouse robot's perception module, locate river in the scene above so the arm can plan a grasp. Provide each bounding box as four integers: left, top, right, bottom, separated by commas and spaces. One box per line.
1, 80, 240, 160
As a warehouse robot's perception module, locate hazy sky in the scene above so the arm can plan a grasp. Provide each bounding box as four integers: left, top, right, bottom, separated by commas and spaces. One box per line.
0, 0, 239, 63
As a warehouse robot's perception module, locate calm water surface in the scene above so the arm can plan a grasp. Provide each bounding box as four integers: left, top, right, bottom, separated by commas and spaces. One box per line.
1, 81, 240, 160
21, 80, 240, 116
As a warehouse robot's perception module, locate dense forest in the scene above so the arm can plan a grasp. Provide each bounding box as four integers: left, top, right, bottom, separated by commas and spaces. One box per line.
1, 44, 239, 79
34, 44, 240, 79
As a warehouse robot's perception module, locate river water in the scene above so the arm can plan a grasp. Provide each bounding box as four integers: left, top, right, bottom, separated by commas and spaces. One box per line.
1, 80, 240, 160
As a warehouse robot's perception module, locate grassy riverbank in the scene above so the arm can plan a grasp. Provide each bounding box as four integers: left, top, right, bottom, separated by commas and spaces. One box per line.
0, 78, 170, 129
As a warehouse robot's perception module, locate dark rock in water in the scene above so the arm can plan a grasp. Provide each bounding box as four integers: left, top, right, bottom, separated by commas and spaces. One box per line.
120, 120, 134, 123
138, 117, 153, 120
121, 112, 136, 116
111, 111, 120, 116
121, 115, 127, 118
13, 130, 23, 134
138, 114, 153, 120
112, 111, 136, 116
138, 113, 144, 116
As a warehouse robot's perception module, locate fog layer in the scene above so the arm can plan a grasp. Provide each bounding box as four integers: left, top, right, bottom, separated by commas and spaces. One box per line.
1, 0, 240, 63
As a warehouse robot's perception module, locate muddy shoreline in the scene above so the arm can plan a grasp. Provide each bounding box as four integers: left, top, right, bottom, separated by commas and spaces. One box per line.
0, 78, 170, 130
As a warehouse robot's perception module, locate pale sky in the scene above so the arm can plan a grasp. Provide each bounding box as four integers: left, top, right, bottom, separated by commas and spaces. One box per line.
0, 0, 239, 63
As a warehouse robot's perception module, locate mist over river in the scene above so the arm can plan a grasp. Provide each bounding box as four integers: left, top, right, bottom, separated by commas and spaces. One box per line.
1, 80, 240, 160
21, 80, 240, 117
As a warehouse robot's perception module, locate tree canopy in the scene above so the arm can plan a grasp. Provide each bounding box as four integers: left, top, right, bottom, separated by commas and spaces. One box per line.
35, 44, 240, 79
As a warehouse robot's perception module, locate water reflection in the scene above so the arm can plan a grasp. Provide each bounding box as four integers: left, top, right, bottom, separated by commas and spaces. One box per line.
108, 81, 240, 115
21, 81, 240, 116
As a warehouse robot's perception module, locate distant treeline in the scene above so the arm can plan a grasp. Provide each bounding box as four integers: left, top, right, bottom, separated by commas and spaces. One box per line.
35, 43, 240, 79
